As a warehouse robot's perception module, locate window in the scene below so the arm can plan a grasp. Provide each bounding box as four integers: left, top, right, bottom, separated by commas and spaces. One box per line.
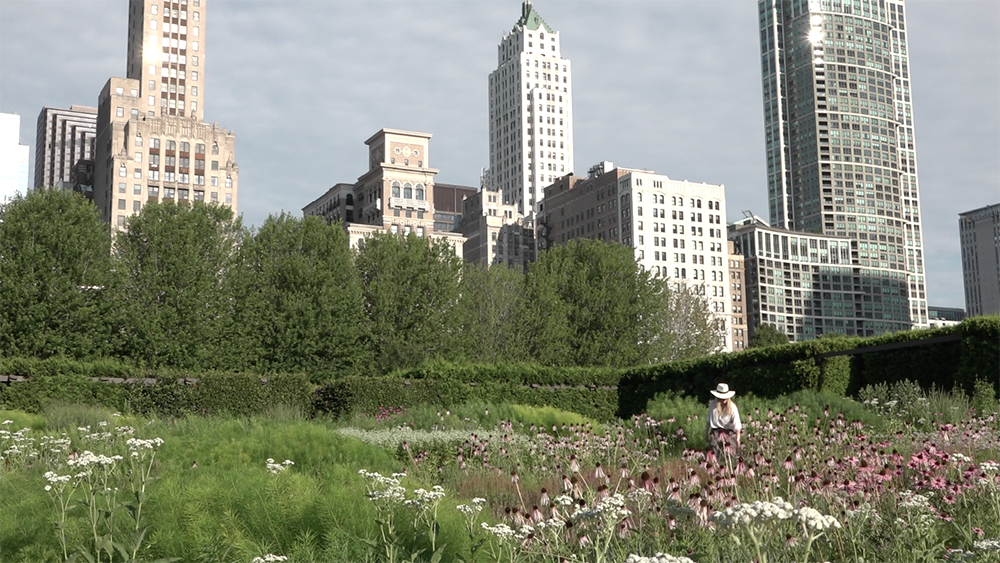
192, 56, 199, 66
210, 192, 218, 202
134, 169, 142, 179
403, 182, 412, 199
149, 186, 159, 197
195, 159, 204, 169
179, 157, 190, 168
133, 201, 141, 212
133, 184, 142, 195
119, 166, 127, 177
192, 41, 199, 51
225, 176, 233, 188
116, 107, 124, 117
134, 152, 143, 163
415, 184, 425, 200
115, 87, 124, 95
225, 193, 232, 204
164, 188, 174, 199
211, 176, 218, 186
148, 170, 159, 180
167, 140, 176, 150
391, 181, 400, 198
150, 138, 160, 149
118, 182, 126, 194
211, 144, 218, 155
195, 143, 205, 154
180, 142, 190, 152
194, 190, 205, 201
118, 199, 126, 210
117, 216, 126, 227
179, 189, 189, 200
211, 160, 219, 170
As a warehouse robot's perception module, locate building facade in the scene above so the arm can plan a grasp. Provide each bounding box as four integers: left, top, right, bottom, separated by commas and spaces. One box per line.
729, 217, 910, 341
959, 203, 1000, 317
728, 240, 748, 350
0, 113, 30, 203
461, 186, 536, 268
488, 0, 573, 218
302, 129, 466, 257
758, 0, 928, 327
94, 0, 237, 229
927, 306, 965, 329
433, 183, 478, 233
34, 105, 98, 190
540, 162, 734, 350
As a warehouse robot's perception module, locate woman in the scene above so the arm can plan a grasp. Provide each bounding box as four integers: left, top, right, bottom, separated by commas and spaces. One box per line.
705, 382, 742, 457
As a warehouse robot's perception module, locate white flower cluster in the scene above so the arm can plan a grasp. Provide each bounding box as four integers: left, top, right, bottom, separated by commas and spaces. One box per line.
553, 494, 575, 507
265, 458, 294, 475
456, 497, 486, 516
404, 485, 446, 509
975, 539, 1000, 552
898, 491, 933, 511
713, 498, 794, 528
950, 452, 972, 464
481, 522, 533, 542
67, 450, 122, 468
126, 437, 164, 451
792, 506, 842, 532
980, 461, 1000, 475
250, 555, 288, 563
846, 502, 883, 525
358, 470, 407, 505
625, 554, 696, 563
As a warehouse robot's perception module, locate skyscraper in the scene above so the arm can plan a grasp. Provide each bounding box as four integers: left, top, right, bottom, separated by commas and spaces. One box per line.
126, 0, 207, 121
34, 105, 97, 190
959, 203, 1000, 317
0, 113, 30, 203
758, 0, 928, 327
488, 0, 573, 218
93, 0, 237, 229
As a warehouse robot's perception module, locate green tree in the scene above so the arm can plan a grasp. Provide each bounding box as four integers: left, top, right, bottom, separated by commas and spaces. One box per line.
526, 239, 664, 367
0, 189, 113, 358
354, 232, 463, 374
652, 280, 725, 362
235, 214, 370, 379
455, 262, 530, 364
110, 201, 244, 368
750, 323, 789, 348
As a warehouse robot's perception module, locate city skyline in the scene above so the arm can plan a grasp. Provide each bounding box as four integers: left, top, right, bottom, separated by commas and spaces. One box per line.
0, 1, 996, 309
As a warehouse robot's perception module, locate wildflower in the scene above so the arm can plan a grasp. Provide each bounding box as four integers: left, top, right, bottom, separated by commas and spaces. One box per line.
250, 556, 287, 563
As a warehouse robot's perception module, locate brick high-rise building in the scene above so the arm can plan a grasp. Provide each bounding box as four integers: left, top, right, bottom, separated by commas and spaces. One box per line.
758, 0, 928, 327
94, 0, 237, 229
488, 0, 573, 218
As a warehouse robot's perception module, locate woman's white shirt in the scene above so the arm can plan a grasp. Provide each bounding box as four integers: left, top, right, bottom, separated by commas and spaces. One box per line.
707, 399, 742, 432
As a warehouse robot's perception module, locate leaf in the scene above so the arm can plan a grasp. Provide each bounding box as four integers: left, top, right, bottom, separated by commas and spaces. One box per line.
430, 544, 448, 563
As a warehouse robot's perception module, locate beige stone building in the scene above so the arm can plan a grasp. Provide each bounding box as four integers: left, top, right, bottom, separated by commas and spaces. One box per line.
302, 129, 466, 257
94, 0, 237, 229
539, 162, 735, 350
461, 186, 536, 268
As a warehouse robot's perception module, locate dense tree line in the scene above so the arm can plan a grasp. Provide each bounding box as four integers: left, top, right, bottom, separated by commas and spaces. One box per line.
0, 190, 723, 381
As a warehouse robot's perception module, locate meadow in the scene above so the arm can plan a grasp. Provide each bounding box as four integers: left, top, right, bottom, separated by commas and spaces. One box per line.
2, 381, 999, 563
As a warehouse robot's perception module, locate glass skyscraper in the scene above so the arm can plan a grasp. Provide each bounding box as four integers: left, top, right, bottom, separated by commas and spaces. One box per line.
758, 0, 927, 327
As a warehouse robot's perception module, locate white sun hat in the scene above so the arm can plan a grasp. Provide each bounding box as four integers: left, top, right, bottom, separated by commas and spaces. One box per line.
710, 383, 736, 399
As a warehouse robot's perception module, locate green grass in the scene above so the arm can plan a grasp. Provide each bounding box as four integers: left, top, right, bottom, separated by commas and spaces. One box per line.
338, 399, 602, 434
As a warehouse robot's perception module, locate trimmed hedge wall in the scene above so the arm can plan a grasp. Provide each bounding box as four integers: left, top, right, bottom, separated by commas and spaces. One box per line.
2, 317, 996, 421
617, 317, 999, 417
315, 362, 620, 421
0, 369, 313, 417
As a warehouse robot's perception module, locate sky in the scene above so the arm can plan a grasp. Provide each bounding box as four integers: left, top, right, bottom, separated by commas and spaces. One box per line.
1, 0, 997, 309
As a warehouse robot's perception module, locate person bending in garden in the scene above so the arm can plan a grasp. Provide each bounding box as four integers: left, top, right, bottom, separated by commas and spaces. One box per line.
705, 382, 742, 458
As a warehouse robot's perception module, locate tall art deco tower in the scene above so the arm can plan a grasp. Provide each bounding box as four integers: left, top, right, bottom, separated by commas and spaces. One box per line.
759, 0, 928, 327
488, 1, 573, 218
94, 0, 238, 229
